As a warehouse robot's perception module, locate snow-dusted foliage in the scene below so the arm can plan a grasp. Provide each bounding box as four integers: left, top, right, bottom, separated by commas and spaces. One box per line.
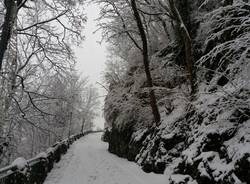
196, 2, 250, 90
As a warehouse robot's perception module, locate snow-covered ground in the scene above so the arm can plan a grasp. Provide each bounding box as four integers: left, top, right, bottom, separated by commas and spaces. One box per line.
44, 133, 167, 184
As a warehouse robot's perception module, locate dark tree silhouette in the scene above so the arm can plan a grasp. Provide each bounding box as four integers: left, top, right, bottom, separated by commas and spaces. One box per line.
131, 0, 161, 126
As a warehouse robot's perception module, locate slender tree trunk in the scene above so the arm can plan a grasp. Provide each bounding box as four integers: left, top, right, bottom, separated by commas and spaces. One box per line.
68, 111, 73, 138
0, 0, 17, 71
131, 0, 161, 126
81, 118, 85, 133
3, 10, 18, 157
30, 126, 35, 157
168, 0, 195, 94
159, 17, 171, 39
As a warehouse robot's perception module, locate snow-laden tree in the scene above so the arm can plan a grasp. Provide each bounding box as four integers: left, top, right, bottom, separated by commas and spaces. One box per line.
96, 0, 169, 125
97, 0, 198, 129
0, 0, 93, 166
0, 67, 100, 165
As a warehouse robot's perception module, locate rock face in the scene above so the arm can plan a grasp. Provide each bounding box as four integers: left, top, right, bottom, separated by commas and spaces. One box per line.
103, 0, 250, 183
107, 125, 151, 161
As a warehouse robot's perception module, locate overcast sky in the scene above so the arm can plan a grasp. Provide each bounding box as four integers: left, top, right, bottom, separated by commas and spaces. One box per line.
75, 4, 107, 129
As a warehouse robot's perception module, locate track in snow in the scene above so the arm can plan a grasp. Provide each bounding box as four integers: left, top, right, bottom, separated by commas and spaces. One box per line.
44, 133, 166, 184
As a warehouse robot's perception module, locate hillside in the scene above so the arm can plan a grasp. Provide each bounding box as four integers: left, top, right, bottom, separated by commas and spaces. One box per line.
103, 1, 250, 184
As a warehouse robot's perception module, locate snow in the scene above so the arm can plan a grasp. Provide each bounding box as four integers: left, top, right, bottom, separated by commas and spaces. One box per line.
182, 146, 199, 165
160, 98, 186, 127
44, 133, 167, 184
170, 174, 198, 184
11, 157, 27, 170
36, 152, 47, 159
47, 147, 54, 153
132, 129, 148, 142
161, 133, 175, 140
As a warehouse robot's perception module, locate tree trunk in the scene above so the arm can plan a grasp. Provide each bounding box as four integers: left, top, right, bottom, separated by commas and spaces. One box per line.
131, 0, 161, 126
81, 118, 85, 133
168, 0, 195, 94
68, 111, 73, 138
0, 0, 17, 71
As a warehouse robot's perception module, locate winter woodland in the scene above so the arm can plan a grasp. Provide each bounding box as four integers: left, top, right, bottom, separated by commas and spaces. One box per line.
0, 0, 249, 184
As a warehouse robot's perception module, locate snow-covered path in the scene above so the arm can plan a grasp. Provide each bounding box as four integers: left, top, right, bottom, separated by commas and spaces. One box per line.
44, 133, 167, 184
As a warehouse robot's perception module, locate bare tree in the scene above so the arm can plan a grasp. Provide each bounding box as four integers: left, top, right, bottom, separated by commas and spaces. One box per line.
131, 0, 161, 125
97, 0, 162, 126
166, 0, 195, 94
0, 0, 88, 165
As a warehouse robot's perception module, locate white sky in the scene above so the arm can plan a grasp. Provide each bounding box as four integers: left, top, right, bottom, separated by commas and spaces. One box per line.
75, 4, 107, 129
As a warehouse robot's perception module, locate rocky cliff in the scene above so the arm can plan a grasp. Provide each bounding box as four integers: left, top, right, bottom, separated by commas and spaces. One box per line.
103, 1, 250, 183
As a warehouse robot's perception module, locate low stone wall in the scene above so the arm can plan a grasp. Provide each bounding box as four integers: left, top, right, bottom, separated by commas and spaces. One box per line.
0, 131, 101, 184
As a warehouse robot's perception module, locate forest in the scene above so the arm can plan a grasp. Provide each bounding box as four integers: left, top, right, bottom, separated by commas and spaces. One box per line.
0, 0, 250, 184
0, 0, 99, 167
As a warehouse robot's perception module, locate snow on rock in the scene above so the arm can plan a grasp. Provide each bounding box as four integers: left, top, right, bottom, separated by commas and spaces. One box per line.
47, 147, 54, 154
11, 157, 28, 171
170, 174, 198, 184
36, 152, 47, 159
132, 129, 148, 142
194, 151, 234, 182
